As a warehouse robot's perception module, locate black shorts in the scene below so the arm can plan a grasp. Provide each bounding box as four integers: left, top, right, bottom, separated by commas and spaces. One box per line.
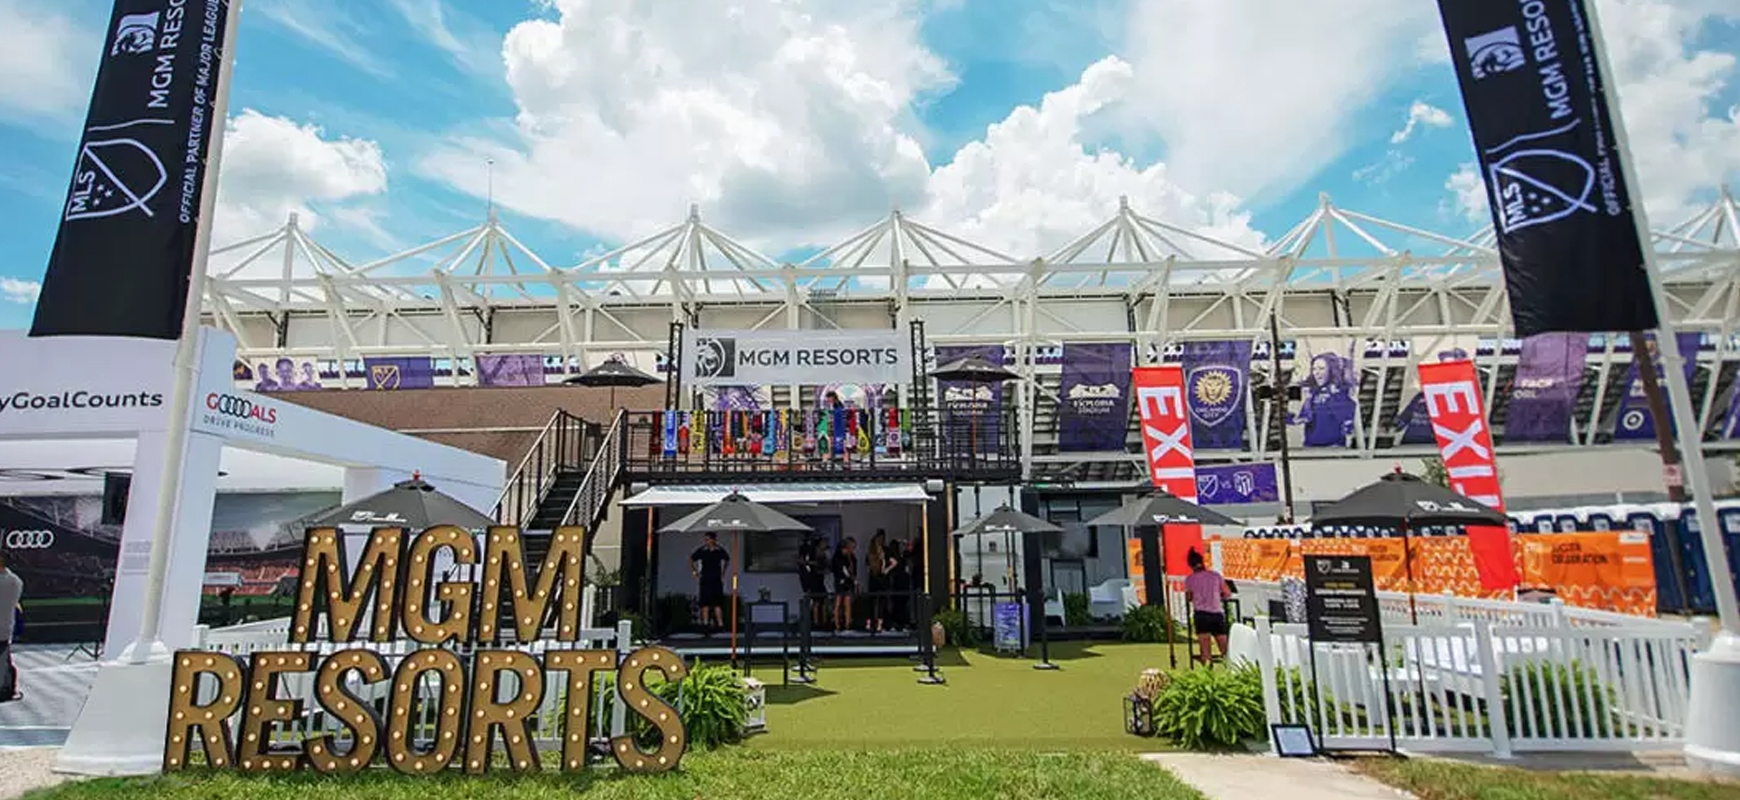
698, 579, 725, 606
835, 579, 857, 596
1193, 611, 1228, 637
800, 573, 826, 595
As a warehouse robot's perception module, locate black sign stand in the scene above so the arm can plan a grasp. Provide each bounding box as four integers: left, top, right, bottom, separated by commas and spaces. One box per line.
1302, 554, 1396, 755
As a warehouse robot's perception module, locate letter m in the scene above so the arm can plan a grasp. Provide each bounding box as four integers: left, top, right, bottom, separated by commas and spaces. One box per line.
291, 526, 404, 643
477, 526, 588, 644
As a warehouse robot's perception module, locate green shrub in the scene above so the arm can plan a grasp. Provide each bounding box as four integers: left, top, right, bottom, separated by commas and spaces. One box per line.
1063, 592, 1092, 626
932, 608, 979, 648
1501, 660, 1614, 739
1120, 605, 1174, 643
598, 660, 749, 751
1151, 665, 1266, 750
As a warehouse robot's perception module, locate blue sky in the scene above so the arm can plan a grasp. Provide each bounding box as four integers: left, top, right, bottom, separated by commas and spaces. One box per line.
1, 0, 1737, 328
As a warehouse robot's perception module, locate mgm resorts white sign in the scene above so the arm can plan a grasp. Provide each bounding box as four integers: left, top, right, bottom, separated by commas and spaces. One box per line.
681, 329, 910, 387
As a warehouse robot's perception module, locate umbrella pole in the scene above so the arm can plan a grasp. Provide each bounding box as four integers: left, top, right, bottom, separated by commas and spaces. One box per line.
731, 532, 741, 666
1402, 524, 1419, 626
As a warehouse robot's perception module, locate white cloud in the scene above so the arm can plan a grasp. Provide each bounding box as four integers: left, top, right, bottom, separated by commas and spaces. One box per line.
385, 0, 502, 78
0, 0, 98, 127
0, 278, 41, 305
212, 110, 390, 249
1390, 100, 1453, 144
1353, 150, 1417, 187
1115, 0, 1441, 200
1441, 0, 1740, 229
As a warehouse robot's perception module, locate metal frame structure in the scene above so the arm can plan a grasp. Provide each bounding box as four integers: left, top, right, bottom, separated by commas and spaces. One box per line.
202, 191, 1740, 472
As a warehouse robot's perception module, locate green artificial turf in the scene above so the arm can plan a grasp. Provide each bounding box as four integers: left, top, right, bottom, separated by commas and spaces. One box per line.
25, 750, 1205, 800
746, 641, 1189, 751
1351, 757, 1740, 800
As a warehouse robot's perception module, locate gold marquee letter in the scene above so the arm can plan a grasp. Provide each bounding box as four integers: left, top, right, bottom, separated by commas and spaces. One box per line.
306, 649, 388, 774
542, 649, 616, 771
292, 526, 405, 643
237, 652, 314, 772
384, 649, 467, 775
477, 526, 587, 643
612, 647, 687, 774
401, 525, 478, 645
163, 651, 246, 771
462, 651, 544, 774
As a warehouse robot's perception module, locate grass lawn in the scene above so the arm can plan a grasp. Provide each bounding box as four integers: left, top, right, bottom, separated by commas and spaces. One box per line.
24, 750, 1205, 800
747, 641, 1190, 751
1351, 757, 1740, 800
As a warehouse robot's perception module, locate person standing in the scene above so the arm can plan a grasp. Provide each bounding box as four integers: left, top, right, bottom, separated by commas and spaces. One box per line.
831, 537, 858, 632
797, 534, 828, 628
690, 533, 730, 631
0, 554, 23, 701
1182, 550, 1232, 665
866, 531, 889, 633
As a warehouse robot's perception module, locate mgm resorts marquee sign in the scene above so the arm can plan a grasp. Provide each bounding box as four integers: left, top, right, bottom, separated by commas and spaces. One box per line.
164, 526, 688, 775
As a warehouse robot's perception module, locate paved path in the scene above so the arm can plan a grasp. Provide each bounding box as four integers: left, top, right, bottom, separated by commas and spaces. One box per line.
0, 749, 70, 800
0, 646, 100, 749
1143, 753, 1415, 800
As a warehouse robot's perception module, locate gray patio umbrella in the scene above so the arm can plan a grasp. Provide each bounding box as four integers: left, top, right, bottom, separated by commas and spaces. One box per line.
1309, 471, 1506, 529
1087, 491, 1240, 528
929, 355, 1018, 383
953, 505, 1062, 537
310, 474, 496, 529
564, 356, 662, 408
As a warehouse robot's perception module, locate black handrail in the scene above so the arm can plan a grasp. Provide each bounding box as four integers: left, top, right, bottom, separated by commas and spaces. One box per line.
492, 410, 593, 526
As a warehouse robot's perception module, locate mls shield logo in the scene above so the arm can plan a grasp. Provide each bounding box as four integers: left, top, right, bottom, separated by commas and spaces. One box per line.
692, 338, 736, 379
1464, 27, 1525, 79
1486, 123, 1599, 234
1196, 473, 1221, 502
370, 364, 402, 390
64, 136, 168, 222
1187, 365, 1242, 427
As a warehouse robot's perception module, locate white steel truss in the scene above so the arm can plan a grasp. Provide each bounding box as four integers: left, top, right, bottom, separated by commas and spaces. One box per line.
205, 190, 1740, 464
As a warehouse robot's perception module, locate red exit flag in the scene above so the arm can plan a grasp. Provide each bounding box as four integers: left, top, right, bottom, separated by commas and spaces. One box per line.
1418, 360, 1518, 590
1132, 366, 1198, 503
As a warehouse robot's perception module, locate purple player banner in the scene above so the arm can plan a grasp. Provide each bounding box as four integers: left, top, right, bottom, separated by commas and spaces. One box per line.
936, 344, 1005, 452
364, 357, 436, 390
477, 354, 546, 387
242, 357, 326, 393
1505, 333, 1589, 442
1058, 342, 1131, 452
1613, 332, 1701, 441
1195, 463, 1279, 505
1181, 340, 1251, 449
1725, 384, 1740, 440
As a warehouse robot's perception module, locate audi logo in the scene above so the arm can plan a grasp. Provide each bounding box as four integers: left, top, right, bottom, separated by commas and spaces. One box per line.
4, 530, 54, 549
204, 393, 278, 424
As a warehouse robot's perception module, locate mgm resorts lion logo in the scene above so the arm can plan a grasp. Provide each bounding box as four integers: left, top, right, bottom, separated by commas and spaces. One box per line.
692, 337, 736, 379
111, 12, 160, 56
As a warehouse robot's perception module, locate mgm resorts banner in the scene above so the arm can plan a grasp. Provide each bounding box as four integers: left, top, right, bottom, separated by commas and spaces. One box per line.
680, 328, 910, 388
32, 0, 234, 340
1436, 0, 1657, 337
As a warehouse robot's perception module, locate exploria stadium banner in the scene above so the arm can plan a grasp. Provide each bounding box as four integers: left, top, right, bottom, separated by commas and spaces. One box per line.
681, 328, 910, 388
364, 357, 436, 390
1436, 0, 1658, 336
31, 0, 236, 339
476, 354, 545, 387
1057, 343, 1131, 452
1180, 341, 1251, 450
937, 345, 1005, 452
1505, 332, 1589, 442
1612, 332, 1701, 440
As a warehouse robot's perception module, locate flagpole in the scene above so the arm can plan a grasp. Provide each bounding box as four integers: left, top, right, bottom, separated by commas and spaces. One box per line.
122, 0, 246, 663
1585, 0, 1740, 777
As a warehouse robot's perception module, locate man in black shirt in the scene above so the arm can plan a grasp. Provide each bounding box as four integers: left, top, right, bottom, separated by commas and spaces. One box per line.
690, 533, 731, 629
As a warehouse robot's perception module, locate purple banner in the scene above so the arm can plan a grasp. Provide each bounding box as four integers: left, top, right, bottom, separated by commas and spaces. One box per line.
242, 357, 325, 392
713, 387, 768, 411
364, 357, 435, 390
1613, 332, 1701, 441
1295, 343, 1360, 448
476, 354, 546, 387
1394, 394, 1435, 445
1725, 385, 1740, 440
1195, 463, 1279, 505
936, 344, 1005, 452
1180, 340, 1251, 449
1505, 333, 1590, 442
1058, 343, 1131, 452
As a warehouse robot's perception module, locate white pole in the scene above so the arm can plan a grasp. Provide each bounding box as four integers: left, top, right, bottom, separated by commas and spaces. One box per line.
1584, 0, 1738, 636
123, 0, 247, 663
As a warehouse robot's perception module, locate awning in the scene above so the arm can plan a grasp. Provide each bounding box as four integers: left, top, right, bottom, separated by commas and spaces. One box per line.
621, 482, 931, 507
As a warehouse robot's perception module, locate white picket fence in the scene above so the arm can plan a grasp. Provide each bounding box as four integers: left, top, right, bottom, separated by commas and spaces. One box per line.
1249, 613, 1709, 755
1226, 578, 1692, 633
186, 586, 640, 749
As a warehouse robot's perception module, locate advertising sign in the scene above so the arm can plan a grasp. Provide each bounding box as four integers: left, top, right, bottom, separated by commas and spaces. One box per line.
1057, 342, 1131, 452
680, 328, 910, 388
1180, 340, 1251, 449
0, 331, 173, 437
1303, 554, 1381, 644
1132, 366, 1198, 502
1195, 463, 1279, 505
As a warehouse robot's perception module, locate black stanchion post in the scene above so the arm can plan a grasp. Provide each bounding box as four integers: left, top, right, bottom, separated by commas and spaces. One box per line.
916, 591, 945, 685
1032, 600, 1057, 671
794, 594, 816, 684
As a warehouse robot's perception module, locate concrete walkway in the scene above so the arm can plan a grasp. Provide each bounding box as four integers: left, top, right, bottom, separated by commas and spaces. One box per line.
1143, 753, 1415, 800
0, 749, 70, 800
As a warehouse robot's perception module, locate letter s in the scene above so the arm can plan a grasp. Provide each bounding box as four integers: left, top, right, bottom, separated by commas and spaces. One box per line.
613, 646, 686, 773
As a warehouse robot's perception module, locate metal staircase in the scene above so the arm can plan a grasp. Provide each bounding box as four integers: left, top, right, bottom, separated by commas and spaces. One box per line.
492, 409, 626, 534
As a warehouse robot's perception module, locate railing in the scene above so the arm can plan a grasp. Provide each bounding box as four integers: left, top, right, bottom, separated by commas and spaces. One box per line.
493, 411, 594, 527
1253, 616, 1704, 754
618, 407, 1021, 479
1228, 579, 1696, 634
559, 410, 625, 529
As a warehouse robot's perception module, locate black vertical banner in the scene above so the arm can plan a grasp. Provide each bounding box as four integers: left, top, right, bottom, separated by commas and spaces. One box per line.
31, 0, 233, 340
1436, 0, 1657, 338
